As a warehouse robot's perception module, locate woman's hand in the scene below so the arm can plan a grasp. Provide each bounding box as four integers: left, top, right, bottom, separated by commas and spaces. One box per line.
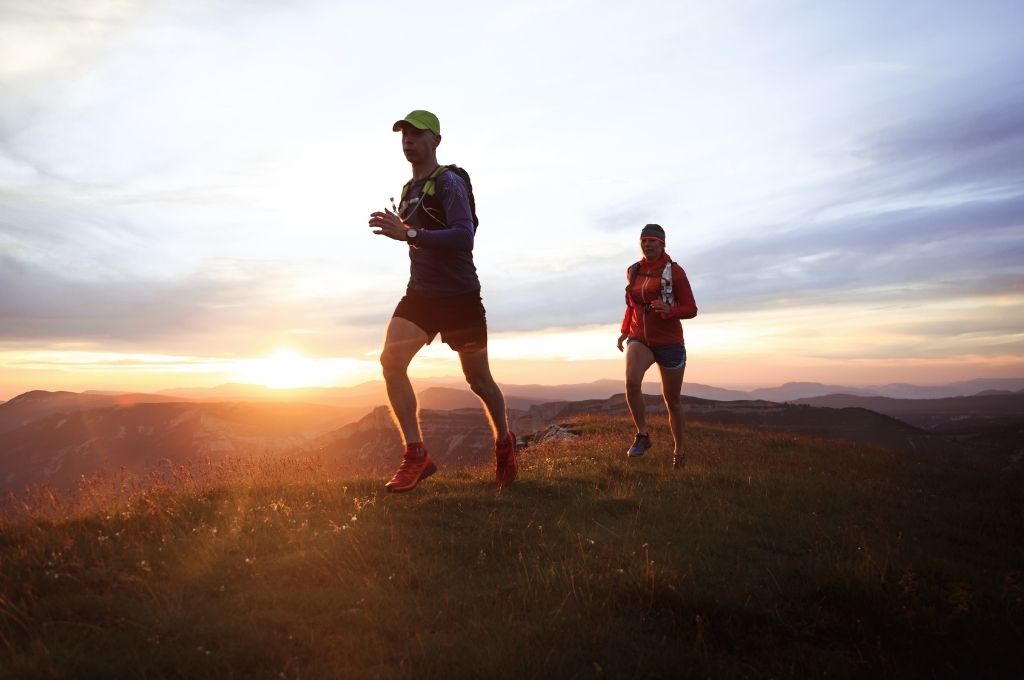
616, 333, 628, 352
649, 299, 671, 317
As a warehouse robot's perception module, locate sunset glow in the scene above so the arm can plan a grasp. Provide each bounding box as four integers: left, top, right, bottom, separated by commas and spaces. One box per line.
228, 349, 379, 390
1, 1, 1022, 400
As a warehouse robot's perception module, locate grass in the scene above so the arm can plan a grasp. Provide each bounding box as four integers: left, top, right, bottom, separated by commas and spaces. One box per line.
1, 415, 1022, 678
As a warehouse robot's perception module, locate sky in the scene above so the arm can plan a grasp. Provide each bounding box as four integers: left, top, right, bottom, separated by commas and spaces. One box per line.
1, 0, 1023, 399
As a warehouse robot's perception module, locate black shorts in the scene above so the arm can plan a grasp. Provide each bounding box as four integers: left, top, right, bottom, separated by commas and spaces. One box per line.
393, 289, 488, 352
627, 338, 687, 370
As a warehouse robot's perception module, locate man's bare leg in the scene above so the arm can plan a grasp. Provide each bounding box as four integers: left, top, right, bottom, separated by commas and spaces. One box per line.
458, 347, 509, 441
379, 316, 429, 445
460, 347, 516, 486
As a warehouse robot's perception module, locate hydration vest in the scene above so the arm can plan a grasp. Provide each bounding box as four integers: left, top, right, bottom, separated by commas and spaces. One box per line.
626, 259, 676, 311
399, 165, 479, 229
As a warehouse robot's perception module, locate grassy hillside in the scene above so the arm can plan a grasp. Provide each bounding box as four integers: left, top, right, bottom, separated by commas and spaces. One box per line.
2, 416, 1022, 678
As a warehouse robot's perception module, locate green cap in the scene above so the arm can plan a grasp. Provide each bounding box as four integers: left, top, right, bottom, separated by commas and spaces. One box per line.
392, 110, 440, 135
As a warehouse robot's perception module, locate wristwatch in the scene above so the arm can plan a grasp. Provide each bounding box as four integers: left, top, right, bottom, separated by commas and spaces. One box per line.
406, 228, 418, 245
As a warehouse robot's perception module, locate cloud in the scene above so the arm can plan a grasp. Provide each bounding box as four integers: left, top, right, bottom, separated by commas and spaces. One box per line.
799, 80, 1024, 220
2, 0, 1023, 388
681, 74, 1024, 314
0, 252, 391, 354
695, 192, 1022, 305
588, 187, 676, 235
0, 1, 154, 140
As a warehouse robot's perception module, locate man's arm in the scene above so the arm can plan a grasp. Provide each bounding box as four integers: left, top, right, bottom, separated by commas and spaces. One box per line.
369, 172, 476, 248
411, 172, 475, 250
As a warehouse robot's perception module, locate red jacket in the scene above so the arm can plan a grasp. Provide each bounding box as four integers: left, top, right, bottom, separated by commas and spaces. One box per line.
620, 252, 698, 346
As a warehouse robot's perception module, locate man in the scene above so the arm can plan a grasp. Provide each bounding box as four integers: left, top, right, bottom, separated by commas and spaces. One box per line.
368, 109, 517, 492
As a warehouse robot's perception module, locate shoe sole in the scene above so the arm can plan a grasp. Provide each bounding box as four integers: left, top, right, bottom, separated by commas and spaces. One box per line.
626, 450, 648, 457
385, 461, 438, 493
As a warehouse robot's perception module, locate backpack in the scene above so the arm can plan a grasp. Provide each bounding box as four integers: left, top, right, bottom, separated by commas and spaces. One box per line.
626, 259, 676, 311
400, 164, 479, 228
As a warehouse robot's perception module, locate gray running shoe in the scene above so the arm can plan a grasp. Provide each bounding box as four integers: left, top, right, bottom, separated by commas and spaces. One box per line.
627, 433, 651, 457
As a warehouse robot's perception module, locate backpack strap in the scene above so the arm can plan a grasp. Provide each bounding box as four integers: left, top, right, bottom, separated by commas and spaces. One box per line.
660, 259, 676, 307
400, 165, 448, 201
625, 259, 676, 310
399, 164, 479, 229
422, 164, 450, 198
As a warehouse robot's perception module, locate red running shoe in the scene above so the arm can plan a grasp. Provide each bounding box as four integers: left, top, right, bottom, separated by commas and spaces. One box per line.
385, 447, 437, 493
495, 432, 518, 487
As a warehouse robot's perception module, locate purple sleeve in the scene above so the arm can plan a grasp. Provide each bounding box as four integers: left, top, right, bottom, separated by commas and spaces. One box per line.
413, 171, 475, 251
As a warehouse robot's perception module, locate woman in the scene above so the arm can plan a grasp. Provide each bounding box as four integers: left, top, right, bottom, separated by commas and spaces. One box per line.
616, 223, 698, 468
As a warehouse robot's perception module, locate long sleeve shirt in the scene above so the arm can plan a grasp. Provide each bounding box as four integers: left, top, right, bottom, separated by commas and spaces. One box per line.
400, 171, 479, 296
620, 251, 698, 346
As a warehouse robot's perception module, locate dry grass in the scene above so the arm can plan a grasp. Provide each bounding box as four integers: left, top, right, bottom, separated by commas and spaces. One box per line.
1, 415, 1022, 678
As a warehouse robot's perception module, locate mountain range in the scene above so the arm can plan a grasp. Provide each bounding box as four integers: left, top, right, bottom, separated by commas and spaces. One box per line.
3, 379, 1021, 494
151, 377, 1024, 406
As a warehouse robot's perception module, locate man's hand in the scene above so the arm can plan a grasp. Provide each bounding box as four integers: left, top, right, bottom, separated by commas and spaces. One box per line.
616, 333, 628, 352
368, 209, 409, 241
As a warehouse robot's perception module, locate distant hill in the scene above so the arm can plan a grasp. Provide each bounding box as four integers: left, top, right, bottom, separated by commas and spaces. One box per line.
144, 377, 1024, 406
863, 378, 1024, 399
730, 379, 1024, 401
793, 393, 1024, 427
0, 390, 189, 435
514, 394, 961, 456
681, 382, 752, 400
301, 393, 966, 480
416, 387, 538, 411
4, 385, 1019, 494
309, 406, 498, 475
0, 401, 360, 493
794, 393, 1024, 463
745, 382, 879, 401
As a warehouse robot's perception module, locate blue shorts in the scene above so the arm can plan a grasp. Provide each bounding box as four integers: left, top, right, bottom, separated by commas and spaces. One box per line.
627, 338, 687, 370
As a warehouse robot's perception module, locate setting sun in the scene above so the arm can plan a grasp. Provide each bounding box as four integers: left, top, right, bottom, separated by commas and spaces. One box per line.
233, 349, 339, 389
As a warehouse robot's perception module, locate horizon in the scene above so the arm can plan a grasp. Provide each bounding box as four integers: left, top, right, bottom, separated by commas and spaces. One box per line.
4, 374, 1024, 404
2, 1, 1023, 400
